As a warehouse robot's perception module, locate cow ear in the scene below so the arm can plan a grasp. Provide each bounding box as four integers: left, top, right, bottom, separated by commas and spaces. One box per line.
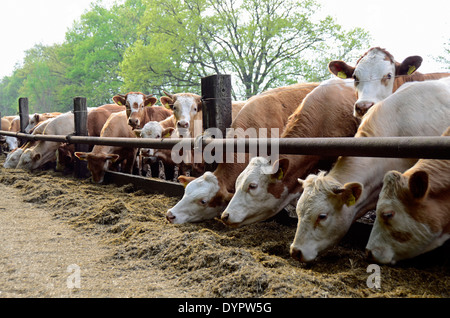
178, 175, 196, 188
328, 60, 355, 79
333, 182, 363, 207
408, 170, 429, 199
162, 127, 175, 138
396, 55, 423, 76
106, 154, 120, 163
271, 158, 289, 181
196, 98, 203, 112
113, 94, 127, 106
74, 152, 88, 161
160, 96, 173, 110
144, 95, 158, 107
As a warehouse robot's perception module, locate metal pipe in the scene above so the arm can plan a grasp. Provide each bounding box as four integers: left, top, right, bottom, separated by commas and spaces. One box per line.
1, 130, 449, 159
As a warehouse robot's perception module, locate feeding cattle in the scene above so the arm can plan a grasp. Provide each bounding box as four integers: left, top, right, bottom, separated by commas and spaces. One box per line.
290, 77, 450, 263
74, 110, 138, 183
113, 92, 171, 129
365, 126, 450, 265
25, 112, 62, 133
165, 82, 319, 224
329, 47, 450, 118
221, 78, 360, 227
3, 118, 54, 169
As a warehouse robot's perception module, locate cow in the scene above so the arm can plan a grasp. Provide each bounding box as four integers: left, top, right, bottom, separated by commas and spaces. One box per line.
5, 118, 54, 169
290, 77, 450, 263
87, 104, 126, 137
221, 79, 361, 227
1, 117, 11, 131
74, 111, 138, 183
112, 92, 172, 129
160, 91, 203, 138
165, 82, 320, 224
329, 47, 450, 118
365, 126, 450, 265
24, 112, 62, 133
16, 112, 75, 170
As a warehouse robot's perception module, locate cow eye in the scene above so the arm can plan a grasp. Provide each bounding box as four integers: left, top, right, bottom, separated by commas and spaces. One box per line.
173, 106, 177, 111
353, 75, 359, 85
317, 213, 328, 221
387, 73, 392, 79
248, 183, 258, 191
194, 107, 197, 112
199, 199, 207, 205
382, 210, 395, 221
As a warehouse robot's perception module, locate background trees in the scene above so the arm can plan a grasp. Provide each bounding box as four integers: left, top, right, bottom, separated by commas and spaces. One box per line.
1, 0, 372, 115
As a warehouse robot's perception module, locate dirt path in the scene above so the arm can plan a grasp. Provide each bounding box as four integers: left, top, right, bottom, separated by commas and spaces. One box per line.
0, 183, 183, 298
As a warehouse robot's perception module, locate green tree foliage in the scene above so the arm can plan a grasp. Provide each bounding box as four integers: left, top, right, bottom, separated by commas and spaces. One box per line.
434, 40, 450, 70
1, 0, 372, 115
120, 0, 371, 99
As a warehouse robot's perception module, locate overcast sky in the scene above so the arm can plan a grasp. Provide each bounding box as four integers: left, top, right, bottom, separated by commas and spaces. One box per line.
0, 0, 449, 78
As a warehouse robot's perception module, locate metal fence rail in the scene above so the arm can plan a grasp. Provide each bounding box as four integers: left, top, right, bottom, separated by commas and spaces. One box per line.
1, 129, 449, 159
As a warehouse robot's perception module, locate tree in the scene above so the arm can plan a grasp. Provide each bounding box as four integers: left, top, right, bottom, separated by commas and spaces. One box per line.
434, 40, 450, 70
120, 0, 371, 99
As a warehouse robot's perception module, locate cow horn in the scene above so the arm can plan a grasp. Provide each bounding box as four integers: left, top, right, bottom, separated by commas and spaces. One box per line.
163, 90, 174, 99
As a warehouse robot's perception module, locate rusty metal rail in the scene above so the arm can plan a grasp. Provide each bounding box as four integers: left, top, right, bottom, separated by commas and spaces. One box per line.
1, 130, 449, 159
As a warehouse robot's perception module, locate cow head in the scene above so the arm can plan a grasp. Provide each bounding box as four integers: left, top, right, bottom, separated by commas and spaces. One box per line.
16, 148, 42, 170
329, 47, 422, 118
290, 172, 363, 262
113, 92, 158, 129
138, 121, 175, 156
25, 113, 40, 133
3, 148, 24, 169
160, 91, 202, 136
221, 157, 294, 227
166, 172, 232, 224
74, 152, 119, 183
365, 170, 445, 264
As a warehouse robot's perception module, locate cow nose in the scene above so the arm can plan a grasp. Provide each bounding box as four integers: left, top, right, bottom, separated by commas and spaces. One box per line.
177, 121, 189, 129
128, 118, 139, 128
221, 212, 229, 222
290, 247, 303, 262
365, 248, 374, 261
166, 211, 176, 223
355, 101, 375, 117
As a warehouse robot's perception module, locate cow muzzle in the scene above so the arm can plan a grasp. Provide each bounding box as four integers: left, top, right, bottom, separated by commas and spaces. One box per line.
354, 101, 375, 118
166, 211, 176, 223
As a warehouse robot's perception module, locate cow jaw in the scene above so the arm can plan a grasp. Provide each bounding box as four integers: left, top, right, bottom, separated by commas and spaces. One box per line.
166, 172, 223, 224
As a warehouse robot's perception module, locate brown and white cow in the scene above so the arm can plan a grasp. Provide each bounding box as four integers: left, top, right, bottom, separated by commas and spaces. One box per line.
221, 79, 361, 227
290, 77, 450, 263
329, 47, 450, 118
160, 91, 203, 138
365, 126, 450, 264
25, 112, 62, 133
17, 112, 74, 170
165, 82, 319, 224
113, 92, 172, 129
75, 111, 137, 183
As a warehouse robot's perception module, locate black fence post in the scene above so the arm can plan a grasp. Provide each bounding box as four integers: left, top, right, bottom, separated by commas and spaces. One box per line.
73, 97, 90, 179
201, 74, 232, 171
18, 98, 29, 147
0, 111, 2, 155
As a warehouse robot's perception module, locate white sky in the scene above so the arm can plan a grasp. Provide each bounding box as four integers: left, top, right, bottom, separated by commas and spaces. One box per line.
0, 0, 449, 78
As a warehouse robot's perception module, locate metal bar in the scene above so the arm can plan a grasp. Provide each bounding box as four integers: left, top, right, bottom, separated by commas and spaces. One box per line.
1, 130, 449, 159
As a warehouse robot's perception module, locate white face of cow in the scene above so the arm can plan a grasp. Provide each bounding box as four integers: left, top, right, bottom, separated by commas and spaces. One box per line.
328, 48, 423, 119
17, 148, 37, 170
25, 114, 39, 133
114, 92, 157, 129
161, 94, 201, 136
352, 49, 396, 117
221, 157, 293, 227
166, 172, 223, 224
3, 148, 24, 169
290, 173, 363, 262
140, 121, 163, 156
366, 171, 448, 264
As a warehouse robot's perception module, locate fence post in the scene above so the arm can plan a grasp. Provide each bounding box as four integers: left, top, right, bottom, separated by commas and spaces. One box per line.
18, 98, 29, 147
73, 97, 90, 179
201, 74, 232, 171
0, 111, 2, 155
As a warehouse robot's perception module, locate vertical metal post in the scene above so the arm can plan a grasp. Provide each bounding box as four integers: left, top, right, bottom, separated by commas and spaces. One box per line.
201, 74, 232, 171
18, 98, 29, 147
73, 97, 90, 179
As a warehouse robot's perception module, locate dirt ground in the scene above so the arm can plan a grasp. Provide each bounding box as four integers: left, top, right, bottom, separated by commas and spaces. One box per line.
0, 154, 449, 298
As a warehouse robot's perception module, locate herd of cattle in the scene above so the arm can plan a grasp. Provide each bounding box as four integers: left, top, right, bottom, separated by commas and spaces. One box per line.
1, 47, 450, 266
